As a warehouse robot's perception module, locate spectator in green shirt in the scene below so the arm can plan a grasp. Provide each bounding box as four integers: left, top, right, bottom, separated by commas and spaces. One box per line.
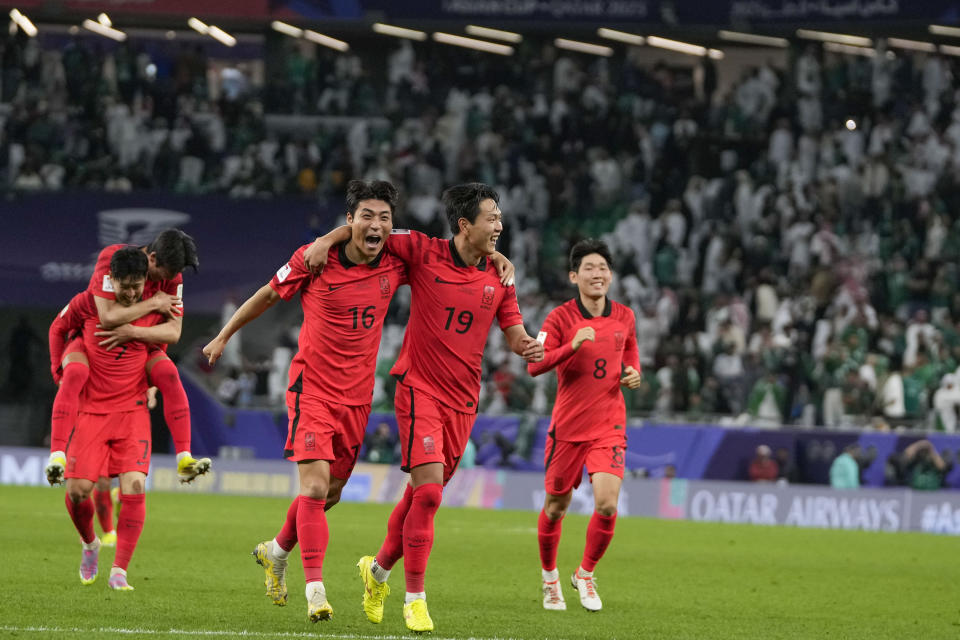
903, 440, 948, 490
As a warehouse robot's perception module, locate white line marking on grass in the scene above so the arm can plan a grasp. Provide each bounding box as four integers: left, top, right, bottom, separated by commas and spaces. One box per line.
0, 626, 554, 640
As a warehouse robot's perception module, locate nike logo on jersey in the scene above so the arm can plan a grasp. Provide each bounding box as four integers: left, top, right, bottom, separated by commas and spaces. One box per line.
435, 276, 458, 285
328, 284, 345, 291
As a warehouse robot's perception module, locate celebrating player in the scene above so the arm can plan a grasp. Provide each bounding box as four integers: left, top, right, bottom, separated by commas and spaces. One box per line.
62, 248, 178, 590
46, 229, 210, 488
527, 238, 642, 612
306, 183, 543, 633
203, 180, 410, 623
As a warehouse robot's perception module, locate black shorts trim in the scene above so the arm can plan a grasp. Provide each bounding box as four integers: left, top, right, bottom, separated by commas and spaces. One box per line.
543, 426, 558, 473
400, 385, 416, 473
284, 372, 304, 458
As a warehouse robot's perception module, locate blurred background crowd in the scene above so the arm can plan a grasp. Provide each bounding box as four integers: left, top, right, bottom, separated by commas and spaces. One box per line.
5, 22, 960, 483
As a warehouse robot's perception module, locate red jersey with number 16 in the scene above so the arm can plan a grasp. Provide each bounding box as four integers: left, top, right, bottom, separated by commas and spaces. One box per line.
385, 231, 524, 413
269, 242, 407, 406
528, 297, 640, 442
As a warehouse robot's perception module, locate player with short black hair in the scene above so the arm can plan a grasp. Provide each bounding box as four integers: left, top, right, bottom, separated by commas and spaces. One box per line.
306, 181, 543, 633
60, 247, 180, 591
148, 228, 200, 277
527, 238, 642, 612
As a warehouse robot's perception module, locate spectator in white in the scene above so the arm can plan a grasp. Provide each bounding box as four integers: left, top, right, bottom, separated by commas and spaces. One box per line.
553, 53, 581, 94
922, 54, 947, 118
713, 342, 745, 413
635, 305, 661, 369
796, 92, 823, 134
656, 355, 677, 413
904, 310, 937, 368
662, 198, 686, 248
754, 270, 779, 324
871, 42, 893, 107
862, 152, 890, 200
768, 118, 794, 174
906, 104, 932, 139
796, 46, 821, 96
867, 113, 894, 155
387, 40, 415, 87
881, 357, 906, 421
785, 214, 814, 277
589, 147, 622, 204
13, 162, 44, 191
810, 220, 843, 267
933, 374, 960, 433
925, 213, 948, 260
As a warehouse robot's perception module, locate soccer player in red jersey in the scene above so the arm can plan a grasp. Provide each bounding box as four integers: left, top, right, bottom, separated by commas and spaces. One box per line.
527, 238, 642, 612
46, 229, 210, 488
306, 182, 543, 632
202, 181, 410, 622
63, 248, 178, 590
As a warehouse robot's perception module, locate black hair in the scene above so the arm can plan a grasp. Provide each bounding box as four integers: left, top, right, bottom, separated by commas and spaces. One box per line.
569, 238, 613, 272
346, 180, 399, 216
149, 228, 199, 274
441, 183, 500, 235
109, 247, 149, 281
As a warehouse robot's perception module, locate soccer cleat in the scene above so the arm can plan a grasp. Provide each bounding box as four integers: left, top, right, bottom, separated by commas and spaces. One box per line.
100, 531, 117, 548
307, 586, 333, 622
252, 541, 287, 606
108, 570, 134, 591
542, 578, 566, 610
403, 598, 434, 633
79, 542, 99, 585
46, 452, 66, 486
571, 569, 602, 612
177, 455, 212, 483
357, 555, 390, 624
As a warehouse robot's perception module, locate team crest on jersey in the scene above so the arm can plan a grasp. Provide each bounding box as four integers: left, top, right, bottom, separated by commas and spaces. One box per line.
614, 331, 625, 351
422, 435, 435, 454
380, 275, 391, 297
481, 285, 495, 308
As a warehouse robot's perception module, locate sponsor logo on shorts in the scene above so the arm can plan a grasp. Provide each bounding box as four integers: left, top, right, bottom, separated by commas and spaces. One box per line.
423, 436, 435, 454
305, 432, 316, 451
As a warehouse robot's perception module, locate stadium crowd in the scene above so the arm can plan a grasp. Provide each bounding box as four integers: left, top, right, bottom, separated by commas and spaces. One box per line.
7, 29, 960, 435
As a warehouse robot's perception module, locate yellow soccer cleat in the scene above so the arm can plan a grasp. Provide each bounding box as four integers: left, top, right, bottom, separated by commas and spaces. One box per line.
100, 531, 117, 548
357, 556, 390, 624
110, 486, 121, 515
45, 452, 66, 486
177, 454, 212, 483
403, 598, 434, 634
252, 541, 287, 606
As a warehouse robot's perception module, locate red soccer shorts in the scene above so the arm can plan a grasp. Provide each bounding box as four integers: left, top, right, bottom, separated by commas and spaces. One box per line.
543, 430, 627, 496
284, 391, 370, 480
65, 410, 152, 481
395, 381, 476, 485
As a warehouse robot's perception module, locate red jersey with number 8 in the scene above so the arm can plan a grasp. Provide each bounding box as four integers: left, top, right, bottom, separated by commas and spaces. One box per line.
528, 297, 640, 442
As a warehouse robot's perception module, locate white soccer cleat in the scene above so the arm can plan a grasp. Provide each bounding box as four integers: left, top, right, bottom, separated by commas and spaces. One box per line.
306, 582, 333, 622
571, 568, 602, 612
542, 577, 566, 610
46, 451, 66, 486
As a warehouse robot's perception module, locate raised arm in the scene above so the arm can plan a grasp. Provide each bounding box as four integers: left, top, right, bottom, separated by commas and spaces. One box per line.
304, 225, 351, 274
202, 284, 282, 365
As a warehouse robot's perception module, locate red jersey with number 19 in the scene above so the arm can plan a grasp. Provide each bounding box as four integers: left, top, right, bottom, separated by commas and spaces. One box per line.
528, 297, 640, 442
269, 242, 407, 406
385, 231, 524, 413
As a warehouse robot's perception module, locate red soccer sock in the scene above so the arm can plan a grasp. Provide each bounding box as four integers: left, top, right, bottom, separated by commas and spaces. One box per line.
114, 494, 146, 571
537, 509, 563, 572
297, 496, 328, 583
51, 363, 88, 452
275, 495, 300, 552
149, 359, 191, 454
402, 483, 443, 593
581, 511, 617, 572
65, 493, 96, 544
93, 488, 115, 533
375, 483, 414, 571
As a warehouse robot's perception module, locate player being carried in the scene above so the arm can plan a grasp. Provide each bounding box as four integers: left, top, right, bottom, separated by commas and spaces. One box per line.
527, 238, 642, 612
203, 180, 515, 623
46, 228, 210, 493
62, 248, 180, 590
304, 182, 543, 633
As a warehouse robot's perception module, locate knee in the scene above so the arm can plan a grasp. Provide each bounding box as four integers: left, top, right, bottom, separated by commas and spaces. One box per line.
544, 502, 567, 521
67, 487, 90, 504
595, 501, 618, 517
300, 479, 328, 501
126, 478, 145, 495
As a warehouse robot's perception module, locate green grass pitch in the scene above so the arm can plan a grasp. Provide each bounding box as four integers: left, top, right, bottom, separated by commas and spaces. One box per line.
2, 484, 958, 639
